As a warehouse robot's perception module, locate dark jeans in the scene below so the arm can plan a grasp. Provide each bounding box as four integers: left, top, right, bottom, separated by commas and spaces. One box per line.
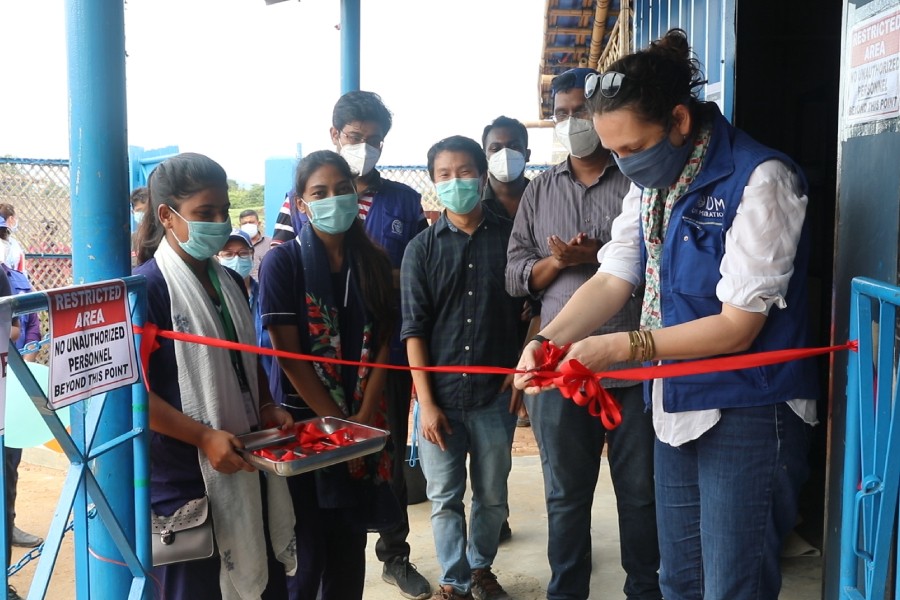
286, 472, 367, 600
655, 403, 811, 600
526, 385, 660, 600
374, 369, 412, 563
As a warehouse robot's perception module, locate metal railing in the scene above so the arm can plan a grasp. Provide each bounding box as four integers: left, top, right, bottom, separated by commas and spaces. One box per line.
840, 277, 900, 599
0, 277, 151, 599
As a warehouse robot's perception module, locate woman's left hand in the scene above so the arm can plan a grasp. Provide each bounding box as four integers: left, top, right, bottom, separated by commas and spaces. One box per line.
563, 333, 628, 373
260, 404, 294, 430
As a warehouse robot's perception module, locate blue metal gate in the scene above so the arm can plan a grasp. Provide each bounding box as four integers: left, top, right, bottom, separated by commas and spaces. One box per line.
840, 277, 900, 599
633, 0, 737, 120
0, 276, 151, 599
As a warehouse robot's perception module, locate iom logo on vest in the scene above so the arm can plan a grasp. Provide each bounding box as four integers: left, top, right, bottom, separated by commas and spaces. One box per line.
691, 195, 726, 222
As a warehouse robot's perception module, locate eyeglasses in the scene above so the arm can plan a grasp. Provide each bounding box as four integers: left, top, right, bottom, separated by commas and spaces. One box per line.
218, 250, 252, 259
585, 71, 629, 100
552, 107, 592, 124
340, 129, 384, 149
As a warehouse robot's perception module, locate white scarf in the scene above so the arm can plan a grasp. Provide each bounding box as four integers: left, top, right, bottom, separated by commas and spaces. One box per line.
155, 240, 296, 599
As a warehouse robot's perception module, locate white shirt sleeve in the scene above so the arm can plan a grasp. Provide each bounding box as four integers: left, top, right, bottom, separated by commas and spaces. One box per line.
597, 182, 644, 287
716, 159, 807, 315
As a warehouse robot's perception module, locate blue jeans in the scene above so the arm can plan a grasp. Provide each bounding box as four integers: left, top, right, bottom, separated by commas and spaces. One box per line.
417, 391, 517, 594
655, 402, 811, 600
526, 385, 660, 600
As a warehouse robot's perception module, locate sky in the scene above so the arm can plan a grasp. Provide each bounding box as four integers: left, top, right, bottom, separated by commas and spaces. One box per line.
0, 0, 554, 185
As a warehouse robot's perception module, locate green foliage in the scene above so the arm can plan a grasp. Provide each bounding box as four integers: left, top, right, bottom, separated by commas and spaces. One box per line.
227, 180, 265, 210
226, 180, 265, 227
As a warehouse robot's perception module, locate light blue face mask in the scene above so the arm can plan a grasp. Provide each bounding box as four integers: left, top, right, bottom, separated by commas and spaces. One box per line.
613, 132, 693, 190
304, 193, 359, 235
436, 178, 481, 215
170, 208, 232, 261
219, 255, 253, 279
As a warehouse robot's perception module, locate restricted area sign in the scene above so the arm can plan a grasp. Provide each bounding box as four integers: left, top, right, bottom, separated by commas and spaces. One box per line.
47, 280, 138, 409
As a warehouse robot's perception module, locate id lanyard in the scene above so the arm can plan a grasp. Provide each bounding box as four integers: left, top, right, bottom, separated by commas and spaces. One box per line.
207, 263, 249, 392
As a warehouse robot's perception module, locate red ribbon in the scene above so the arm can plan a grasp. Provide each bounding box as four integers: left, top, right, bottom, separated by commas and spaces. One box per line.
133, 324, 857, 430
252, 422, 356, 462
525, 341, 622, 428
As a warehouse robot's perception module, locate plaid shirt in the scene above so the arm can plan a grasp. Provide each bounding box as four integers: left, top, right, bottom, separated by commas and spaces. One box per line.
401, 207, 521, 410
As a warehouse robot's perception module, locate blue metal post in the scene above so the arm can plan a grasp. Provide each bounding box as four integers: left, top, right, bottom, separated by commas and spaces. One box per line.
66, 1, 134, 598
340, 0, 361, 94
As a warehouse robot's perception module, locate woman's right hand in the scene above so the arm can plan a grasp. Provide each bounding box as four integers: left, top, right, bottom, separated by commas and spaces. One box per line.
199, 429, 256, 474
514, 340, 545, 393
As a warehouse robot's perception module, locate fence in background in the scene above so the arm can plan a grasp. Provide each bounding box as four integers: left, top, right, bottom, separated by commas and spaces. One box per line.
379, 165, 549, 214
0, 159, 553, 293
0, 159, 73, 292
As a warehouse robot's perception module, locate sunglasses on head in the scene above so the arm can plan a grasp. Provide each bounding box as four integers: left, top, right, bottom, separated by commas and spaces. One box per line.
585, 71, 631, 100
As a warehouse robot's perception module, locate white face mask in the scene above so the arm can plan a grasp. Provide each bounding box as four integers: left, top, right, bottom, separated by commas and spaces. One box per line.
240, 222, 259, 239
339, 142, 381, 176
554, 117, 601, 159
487, 148, 527, 183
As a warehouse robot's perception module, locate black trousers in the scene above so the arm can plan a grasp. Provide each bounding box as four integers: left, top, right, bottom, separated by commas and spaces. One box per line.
374, 369, 412, 563
5, 447, 21, 569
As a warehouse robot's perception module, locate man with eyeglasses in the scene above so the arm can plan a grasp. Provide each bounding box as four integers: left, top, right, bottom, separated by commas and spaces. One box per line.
505, 68, 661, 600
269, 90, 431, 599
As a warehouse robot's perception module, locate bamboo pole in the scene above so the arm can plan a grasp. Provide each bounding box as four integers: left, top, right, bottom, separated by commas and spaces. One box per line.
588, 0, 611, 70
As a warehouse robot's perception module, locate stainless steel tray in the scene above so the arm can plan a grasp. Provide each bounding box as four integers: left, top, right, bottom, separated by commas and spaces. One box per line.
238, 416, 389, 477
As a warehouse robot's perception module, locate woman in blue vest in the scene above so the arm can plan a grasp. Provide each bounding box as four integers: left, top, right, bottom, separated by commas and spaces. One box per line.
514, 29, 816, 600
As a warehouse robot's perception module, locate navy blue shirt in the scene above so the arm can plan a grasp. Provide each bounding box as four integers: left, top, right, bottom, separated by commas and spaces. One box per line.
400, 207, 521, 410
270, 171, 426, 365
136, 258, 246, 515
258, 240, 368, 412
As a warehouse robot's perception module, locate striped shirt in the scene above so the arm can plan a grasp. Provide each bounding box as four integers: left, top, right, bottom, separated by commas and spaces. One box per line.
505, 156, 641, 386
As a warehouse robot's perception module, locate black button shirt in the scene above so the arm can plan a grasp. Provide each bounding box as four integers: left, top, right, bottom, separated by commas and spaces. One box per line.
401, 207, 521, 410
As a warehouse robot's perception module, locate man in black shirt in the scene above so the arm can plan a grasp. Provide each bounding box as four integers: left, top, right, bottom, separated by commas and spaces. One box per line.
401, 136, 520, 600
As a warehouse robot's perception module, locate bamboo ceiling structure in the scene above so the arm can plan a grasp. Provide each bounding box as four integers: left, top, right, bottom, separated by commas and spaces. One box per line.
537, 0, 632, 121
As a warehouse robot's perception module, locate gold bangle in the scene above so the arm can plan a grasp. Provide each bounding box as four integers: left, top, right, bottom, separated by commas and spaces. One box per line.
641, 329, 656, 362
627, 330, 640, 362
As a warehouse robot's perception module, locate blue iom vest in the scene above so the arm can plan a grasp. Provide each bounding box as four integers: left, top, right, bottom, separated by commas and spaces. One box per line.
642, 109, 818, 413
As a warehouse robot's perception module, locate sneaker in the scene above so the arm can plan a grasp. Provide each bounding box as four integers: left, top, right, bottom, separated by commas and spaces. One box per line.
471, 567, 510, 600
431, 585, 472, 600
382, 556, 431, 600
498, 520, 512, 544
7, 586, 22, 600
516, 416, 530, 427
11, 526, 43, 548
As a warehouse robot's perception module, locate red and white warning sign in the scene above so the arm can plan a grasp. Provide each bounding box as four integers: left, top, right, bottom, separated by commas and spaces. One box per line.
846, 7, 900, 124
47, 281, 138, 409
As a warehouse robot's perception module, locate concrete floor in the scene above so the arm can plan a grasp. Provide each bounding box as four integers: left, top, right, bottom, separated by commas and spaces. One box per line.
362, 455, 823, 599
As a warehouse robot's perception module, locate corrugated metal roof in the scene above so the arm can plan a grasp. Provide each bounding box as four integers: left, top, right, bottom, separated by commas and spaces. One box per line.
538, 0, 629, 119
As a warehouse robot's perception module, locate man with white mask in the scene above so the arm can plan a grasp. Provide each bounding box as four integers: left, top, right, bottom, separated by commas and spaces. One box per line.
237, 209, 271, 280
505, 68, 662, 600
481, 116, 531, 220
327, 90, 431, 600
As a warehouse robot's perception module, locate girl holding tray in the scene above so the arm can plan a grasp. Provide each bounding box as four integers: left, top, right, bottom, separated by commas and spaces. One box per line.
258, 150, 399, 600
135, 152, 296, 600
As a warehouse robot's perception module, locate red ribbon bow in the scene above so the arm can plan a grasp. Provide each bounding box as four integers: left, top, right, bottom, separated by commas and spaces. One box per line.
528, 341, 623, 430
252, 422, 356, 462
556, 359, 622, 430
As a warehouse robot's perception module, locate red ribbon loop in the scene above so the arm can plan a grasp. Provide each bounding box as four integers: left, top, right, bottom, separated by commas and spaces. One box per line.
555, 359, 623, 430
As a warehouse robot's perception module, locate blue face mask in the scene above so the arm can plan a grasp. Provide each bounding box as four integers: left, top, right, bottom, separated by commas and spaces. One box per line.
613, 133, 693, 190
436, 178, 481, 215
304, 193, 359, 234
132, 211, 144, 226
170, 208, 232, 261
219, 255, 253, 279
